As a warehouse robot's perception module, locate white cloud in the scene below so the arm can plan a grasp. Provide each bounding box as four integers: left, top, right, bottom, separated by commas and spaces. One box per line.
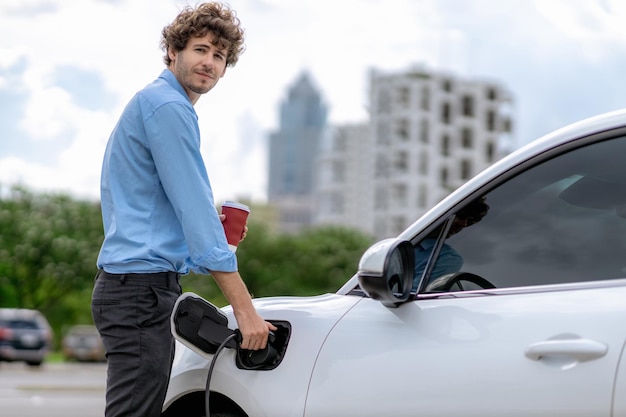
534, 0, 626, 61
0, 156, 68, 193
2, 0, 626, 204
20, 86, 73, 139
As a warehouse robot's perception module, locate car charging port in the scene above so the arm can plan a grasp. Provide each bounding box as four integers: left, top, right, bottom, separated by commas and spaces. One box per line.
171, 294, 293, 417
171, 293, 292, 371
236, 320, 291, 370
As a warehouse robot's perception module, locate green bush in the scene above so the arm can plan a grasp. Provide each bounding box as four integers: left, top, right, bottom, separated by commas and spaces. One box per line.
0, 185, 374, 346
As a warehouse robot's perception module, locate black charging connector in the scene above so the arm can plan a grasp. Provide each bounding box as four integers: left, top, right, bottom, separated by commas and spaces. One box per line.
236, 331, 278, 369
171, 293, 288, 369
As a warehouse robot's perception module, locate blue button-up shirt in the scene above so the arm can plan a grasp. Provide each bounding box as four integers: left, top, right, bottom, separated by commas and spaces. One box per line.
97, 69, 237, 275
413, 238, 463, 291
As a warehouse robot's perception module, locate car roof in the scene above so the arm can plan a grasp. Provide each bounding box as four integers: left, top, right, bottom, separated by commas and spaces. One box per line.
66, 325, 99, 334
0, 308, 42, 318
0, 308, 49, 325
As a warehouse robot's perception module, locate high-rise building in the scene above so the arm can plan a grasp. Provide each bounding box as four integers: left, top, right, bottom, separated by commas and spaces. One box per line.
370, 66, 514, 239
313, 65, 514, 240
267, 71, 328, 233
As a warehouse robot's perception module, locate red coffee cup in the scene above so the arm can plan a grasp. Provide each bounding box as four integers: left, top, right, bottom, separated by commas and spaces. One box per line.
220, 201, 250, 252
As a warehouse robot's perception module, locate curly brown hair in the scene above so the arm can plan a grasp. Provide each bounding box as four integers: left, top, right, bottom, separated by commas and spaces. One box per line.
161, 2, 245, 68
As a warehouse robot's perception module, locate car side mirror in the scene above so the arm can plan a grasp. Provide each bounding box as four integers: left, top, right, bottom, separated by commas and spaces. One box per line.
357, 239, 415, 307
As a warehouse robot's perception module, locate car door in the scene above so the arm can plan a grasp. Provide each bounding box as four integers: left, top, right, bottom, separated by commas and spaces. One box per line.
306, 288, 623, 417
305, 131, 626, 416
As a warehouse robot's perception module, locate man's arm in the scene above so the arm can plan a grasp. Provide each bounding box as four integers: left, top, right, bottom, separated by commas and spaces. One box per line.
210, 270, 276, 350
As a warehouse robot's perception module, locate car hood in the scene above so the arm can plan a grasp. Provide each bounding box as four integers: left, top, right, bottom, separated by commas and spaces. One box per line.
172, 292, 364, 368
221, 292, 363, 326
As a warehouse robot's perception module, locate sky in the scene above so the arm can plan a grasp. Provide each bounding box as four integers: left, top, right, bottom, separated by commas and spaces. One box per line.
1, 0, 626, 204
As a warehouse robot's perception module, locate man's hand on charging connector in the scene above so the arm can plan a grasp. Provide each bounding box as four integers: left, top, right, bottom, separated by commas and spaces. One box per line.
236, 311, 277, 351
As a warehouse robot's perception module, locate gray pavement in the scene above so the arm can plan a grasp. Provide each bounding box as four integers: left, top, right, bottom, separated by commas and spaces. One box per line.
0, 362, 106, 417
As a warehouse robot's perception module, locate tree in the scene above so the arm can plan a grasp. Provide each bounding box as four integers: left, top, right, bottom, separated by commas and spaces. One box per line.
0, 186, 103, 339
238, 224, 373, 297
0, 185, 376, 346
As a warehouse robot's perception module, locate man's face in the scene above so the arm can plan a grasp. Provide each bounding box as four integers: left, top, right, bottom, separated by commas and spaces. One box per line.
448, 216, 470, 237
168, 33, 228, 103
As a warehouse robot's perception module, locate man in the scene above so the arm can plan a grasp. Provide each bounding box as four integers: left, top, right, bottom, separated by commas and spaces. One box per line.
413, 196, 489, 291
91, 3, 275, 416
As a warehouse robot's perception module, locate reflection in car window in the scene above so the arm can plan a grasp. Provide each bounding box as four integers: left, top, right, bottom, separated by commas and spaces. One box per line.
416, 135, 626, 292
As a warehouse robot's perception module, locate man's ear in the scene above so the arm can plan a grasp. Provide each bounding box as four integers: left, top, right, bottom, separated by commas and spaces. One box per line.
168, 48, 178, 64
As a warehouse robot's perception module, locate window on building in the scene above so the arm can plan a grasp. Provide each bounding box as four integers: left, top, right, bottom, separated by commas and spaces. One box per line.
486, 109, 496, 131
461, 127, 473, 148
420, 86, 430, 111
460, 159, 472, 180
397, 86, 411, 109
394, 151, 409, 174
396, 118, 410, 141
440, 166, 449, 188
420, 118, 429, 143
419, 151, 428, 175
441, 102, 451, 124
441, 134, 450, 157
502, 117, 513, 133
461, 95, 474, 117
442, 79, 452, 92
486, 87, 498, 100
486, 141, 495, 163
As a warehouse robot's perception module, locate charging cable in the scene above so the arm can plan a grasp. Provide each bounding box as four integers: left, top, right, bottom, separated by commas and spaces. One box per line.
204, 330, 278, 416
205, 331, 240, 417
171, 294, 280, 415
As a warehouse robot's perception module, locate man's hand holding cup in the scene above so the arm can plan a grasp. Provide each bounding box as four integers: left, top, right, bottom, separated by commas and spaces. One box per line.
220, 201, 250, 251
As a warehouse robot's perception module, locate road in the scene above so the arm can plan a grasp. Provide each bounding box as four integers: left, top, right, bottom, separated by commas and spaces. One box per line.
0, 361, 106, 417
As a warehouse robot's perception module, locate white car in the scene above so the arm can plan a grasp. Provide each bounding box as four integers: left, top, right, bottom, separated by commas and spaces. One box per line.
163, 109, 626, 417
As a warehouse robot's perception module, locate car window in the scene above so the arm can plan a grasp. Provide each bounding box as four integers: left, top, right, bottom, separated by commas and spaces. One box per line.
415, 134, 626, 292
0, 319, 39, 330
10, 320, 40, 330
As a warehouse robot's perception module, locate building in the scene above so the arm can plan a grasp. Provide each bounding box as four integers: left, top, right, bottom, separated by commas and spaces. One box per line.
370, 65, 514, 238
313, 65, 514, 239
267, 71, 328, 233
313, 124, 374, 236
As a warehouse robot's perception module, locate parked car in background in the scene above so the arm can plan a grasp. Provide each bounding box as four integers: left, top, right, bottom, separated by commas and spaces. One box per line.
163, 109, 626, 417
0, 308, 52, 367
62, 324, 106, 362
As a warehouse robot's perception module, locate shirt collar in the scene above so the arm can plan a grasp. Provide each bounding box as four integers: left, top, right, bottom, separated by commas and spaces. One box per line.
159, 69, 193, 104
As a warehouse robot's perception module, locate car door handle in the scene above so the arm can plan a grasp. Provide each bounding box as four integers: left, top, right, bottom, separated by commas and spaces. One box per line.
525, 337, 608, 362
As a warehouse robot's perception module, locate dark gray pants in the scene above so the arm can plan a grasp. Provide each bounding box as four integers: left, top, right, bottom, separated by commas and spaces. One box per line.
91, 271, 182, 417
